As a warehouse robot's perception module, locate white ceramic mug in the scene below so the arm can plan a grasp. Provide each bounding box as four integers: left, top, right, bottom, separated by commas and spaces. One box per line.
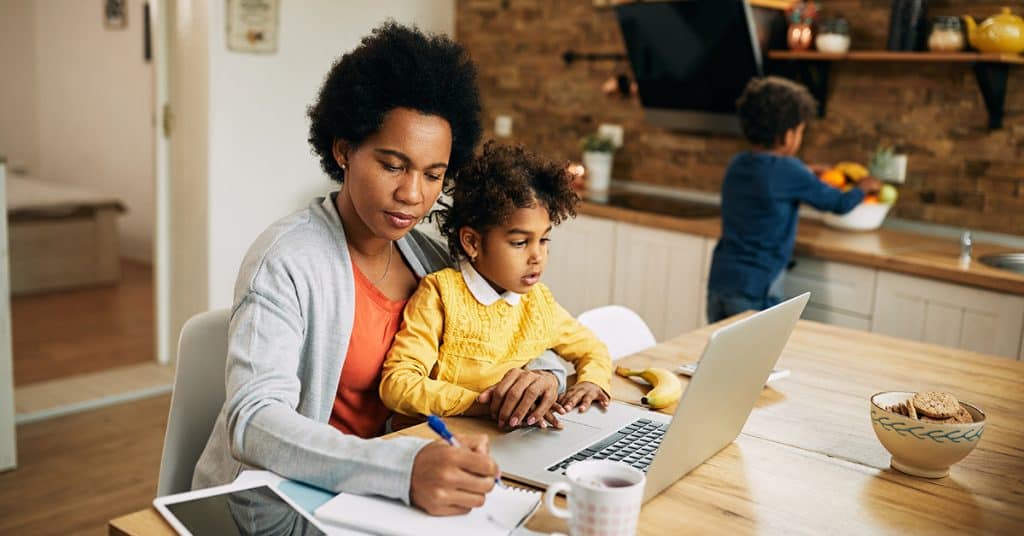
543, 460, 645, 536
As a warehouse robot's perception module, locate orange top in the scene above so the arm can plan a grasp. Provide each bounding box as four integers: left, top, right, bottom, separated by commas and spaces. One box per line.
329, 261, 409, 438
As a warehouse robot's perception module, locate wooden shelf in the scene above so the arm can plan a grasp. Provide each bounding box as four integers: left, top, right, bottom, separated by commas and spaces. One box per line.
768, 50, 1024, 64
766, 49, 1022, 128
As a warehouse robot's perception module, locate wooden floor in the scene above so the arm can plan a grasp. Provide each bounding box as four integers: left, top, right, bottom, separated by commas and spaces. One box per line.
0, 394, 170, 536
11, 260, 154, 386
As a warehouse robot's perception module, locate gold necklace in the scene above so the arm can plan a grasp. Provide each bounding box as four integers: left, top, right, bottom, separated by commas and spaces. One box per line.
369, 241, 394, 286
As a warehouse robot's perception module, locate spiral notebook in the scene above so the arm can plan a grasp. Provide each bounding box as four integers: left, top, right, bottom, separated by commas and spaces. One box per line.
313, 485, 541, 536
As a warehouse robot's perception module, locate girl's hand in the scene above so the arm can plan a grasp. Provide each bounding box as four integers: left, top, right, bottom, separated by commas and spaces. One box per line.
558, 381, 610, 413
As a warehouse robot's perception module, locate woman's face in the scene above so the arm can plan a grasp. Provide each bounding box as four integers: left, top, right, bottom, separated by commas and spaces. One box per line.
334, 107, 453, 242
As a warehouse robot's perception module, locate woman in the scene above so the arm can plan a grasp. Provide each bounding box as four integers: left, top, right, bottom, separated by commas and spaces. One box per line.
192, 23, 568, 516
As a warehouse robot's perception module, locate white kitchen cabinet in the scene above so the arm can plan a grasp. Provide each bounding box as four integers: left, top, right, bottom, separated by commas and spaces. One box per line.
544, 214, 617, 317
698, 238, 717, 326
872, 271, 1024, 359
802, 303, 872, 331
783, 256, 877, 330
612, 223, 707, 341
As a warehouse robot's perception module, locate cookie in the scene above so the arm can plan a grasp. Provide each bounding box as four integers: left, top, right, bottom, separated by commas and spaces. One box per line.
912, 392, 959, 419
905, 399, 918, 420
885, 399, 916, 419
885, 402, 906, 416
951, 406, 974, 424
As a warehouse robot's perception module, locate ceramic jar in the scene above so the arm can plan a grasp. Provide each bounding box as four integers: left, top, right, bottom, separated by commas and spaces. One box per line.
928, 16, 965, 52
816, 18, 851, 53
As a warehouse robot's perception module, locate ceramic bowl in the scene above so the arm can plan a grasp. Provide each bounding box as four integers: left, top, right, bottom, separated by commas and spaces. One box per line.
870, 391, 986, 478
823, 202, 891, 231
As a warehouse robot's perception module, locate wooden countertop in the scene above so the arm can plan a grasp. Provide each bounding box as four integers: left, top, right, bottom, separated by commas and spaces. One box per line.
109, 318, 1024, 535
578, 193, 1024, 295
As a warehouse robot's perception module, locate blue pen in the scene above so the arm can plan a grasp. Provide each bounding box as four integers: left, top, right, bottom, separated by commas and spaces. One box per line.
427, 415, 504, 487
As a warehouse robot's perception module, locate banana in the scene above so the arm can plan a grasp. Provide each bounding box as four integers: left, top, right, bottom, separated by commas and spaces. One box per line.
835, 161, 869, 181
614, 366, 683, 409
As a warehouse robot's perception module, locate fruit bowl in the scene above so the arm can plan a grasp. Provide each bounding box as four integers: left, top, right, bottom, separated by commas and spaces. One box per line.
823, 202, 891, 231
870, 391, 986, 479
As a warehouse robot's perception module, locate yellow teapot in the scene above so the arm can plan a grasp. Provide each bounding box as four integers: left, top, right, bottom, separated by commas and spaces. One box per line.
964, 7, 1024, 54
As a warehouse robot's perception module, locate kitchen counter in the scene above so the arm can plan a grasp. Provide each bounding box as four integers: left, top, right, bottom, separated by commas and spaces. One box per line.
578, 189, 1024, 295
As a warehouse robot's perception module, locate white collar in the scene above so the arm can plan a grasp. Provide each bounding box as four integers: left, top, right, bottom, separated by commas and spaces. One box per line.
460, 260, 522, 306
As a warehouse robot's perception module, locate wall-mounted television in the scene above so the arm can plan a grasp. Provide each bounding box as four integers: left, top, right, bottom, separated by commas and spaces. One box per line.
615, 0, 764, 135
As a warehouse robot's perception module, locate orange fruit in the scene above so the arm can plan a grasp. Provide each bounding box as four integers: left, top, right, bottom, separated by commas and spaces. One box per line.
819, 169, 846, 189
864, 195, 879, 204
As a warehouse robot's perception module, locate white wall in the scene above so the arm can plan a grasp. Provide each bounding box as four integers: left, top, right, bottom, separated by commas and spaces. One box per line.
0, 0, 155, 262
33, 0, 155, 262
165, 0, 455, 355
0, 1, 39, 176
204, 0, 455, 308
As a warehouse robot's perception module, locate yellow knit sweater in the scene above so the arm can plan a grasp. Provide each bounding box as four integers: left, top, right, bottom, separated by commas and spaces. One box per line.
380, 268, 613, 417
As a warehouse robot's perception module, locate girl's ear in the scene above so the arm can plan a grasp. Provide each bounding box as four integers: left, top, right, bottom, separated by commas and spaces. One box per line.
332, 139, 350, 169
459, 227, 483, 263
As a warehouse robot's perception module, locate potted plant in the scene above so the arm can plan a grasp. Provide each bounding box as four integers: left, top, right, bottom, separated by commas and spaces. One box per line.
580, 133, 616, 192
869, 144, 907, 183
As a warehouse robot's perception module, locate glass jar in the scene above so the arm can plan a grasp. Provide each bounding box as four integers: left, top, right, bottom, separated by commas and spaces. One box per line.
928, 16, 965, 52
815, 18, 851, 53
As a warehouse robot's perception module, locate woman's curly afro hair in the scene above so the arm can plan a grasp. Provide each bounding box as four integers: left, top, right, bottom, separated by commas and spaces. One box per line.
438, 141, 579, 262
307, 22, 482, 183
736, 76, 817, 148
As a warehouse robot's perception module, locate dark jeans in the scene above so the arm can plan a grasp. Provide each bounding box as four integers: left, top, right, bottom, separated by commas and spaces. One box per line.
706, 271, 785, 324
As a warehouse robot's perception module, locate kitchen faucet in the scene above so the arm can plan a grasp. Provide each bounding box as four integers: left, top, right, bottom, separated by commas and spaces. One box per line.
959, 230, 972, 267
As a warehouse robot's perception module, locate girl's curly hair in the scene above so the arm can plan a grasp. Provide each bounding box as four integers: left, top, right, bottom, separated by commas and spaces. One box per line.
438, 142, 579, 262
307, 21, 482, 183
736, 76, 817, 148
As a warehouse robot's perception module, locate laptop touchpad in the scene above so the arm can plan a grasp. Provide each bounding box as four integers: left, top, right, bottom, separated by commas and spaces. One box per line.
490, 420, 605, 463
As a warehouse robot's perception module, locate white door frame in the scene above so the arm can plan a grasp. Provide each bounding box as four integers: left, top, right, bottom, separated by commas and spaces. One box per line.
0, 162, 17, 471
152, 0, 171, 365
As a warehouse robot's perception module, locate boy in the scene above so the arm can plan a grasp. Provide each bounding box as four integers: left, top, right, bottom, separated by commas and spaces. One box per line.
707, 76, 880, 322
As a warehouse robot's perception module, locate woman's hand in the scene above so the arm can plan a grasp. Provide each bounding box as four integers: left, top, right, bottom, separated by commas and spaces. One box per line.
409, 434, 498, 516
477, 369, 565, 429
558, 381, 610, 413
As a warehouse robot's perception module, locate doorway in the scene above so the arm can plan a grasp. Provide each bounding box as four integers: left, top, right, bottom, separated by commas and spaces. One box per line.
0, 0, 172, 425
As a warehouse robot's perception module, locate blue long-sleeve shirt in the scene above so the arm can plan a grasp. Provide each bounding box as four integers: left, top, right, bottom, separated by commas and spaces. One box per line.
708, 152, 865, 299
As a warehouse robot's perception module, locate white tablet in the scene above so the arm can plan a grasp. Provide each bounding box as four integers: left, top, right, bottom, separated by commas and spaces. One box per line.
676, 361, 791, 384
153, 480, 331, 536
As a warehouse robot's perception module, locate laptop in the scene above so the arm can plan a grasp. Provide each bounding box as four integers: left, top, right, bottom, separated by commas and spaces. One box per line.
490, 292, 809, 503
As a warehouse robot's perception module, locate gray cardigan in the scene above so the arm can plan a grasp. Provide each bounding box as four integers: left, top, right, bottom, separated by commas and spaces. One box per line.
192, 194, 566, 503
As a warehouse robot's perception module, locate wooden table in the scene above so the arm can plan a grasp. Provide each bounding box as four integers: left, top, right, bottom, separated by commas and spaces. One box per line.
110, 319, 1024, 535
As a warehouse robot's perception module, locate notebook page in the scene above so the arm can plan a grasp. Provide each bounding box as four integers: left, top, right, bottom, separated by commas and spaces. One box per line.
314, 485, 540, 536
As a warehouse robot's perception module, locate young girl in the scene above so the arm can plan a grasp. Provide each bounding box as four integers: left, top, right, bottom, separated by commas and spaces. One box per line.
380, 142, 613, 428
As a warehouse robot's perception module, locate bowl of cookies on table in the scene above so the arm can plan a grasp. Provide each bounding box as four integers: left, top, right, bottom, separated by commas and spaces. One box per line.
870, 391, 986, 478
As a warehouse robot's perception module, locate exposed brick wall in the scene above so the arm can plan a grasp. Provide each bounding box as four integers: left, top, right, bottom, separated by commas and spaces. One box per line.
456, 0, 1024, 235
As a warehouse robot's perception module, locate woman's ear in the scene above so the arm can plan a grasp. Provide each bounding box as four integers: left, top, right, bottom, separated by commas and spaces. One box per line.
459, 227, 482, 263
332, 139, 350, 170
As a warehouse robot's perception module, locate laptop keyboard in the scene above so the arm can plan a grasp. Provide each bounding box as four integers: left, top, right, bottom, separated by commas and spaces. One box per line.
546, 418, 668, 474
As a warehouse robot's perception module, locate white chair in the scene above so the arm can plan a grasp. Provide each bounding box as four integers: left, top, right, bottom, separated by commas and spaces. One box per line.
577, 305, 657, 361
156, 308, 230, 496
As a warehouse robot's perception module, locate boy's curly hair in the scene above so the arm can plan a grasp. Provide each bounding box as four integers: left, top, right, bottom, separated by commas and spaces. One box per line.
438, 142, 579, 262
736, 76, 817, 148
307, 22, 482, 183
